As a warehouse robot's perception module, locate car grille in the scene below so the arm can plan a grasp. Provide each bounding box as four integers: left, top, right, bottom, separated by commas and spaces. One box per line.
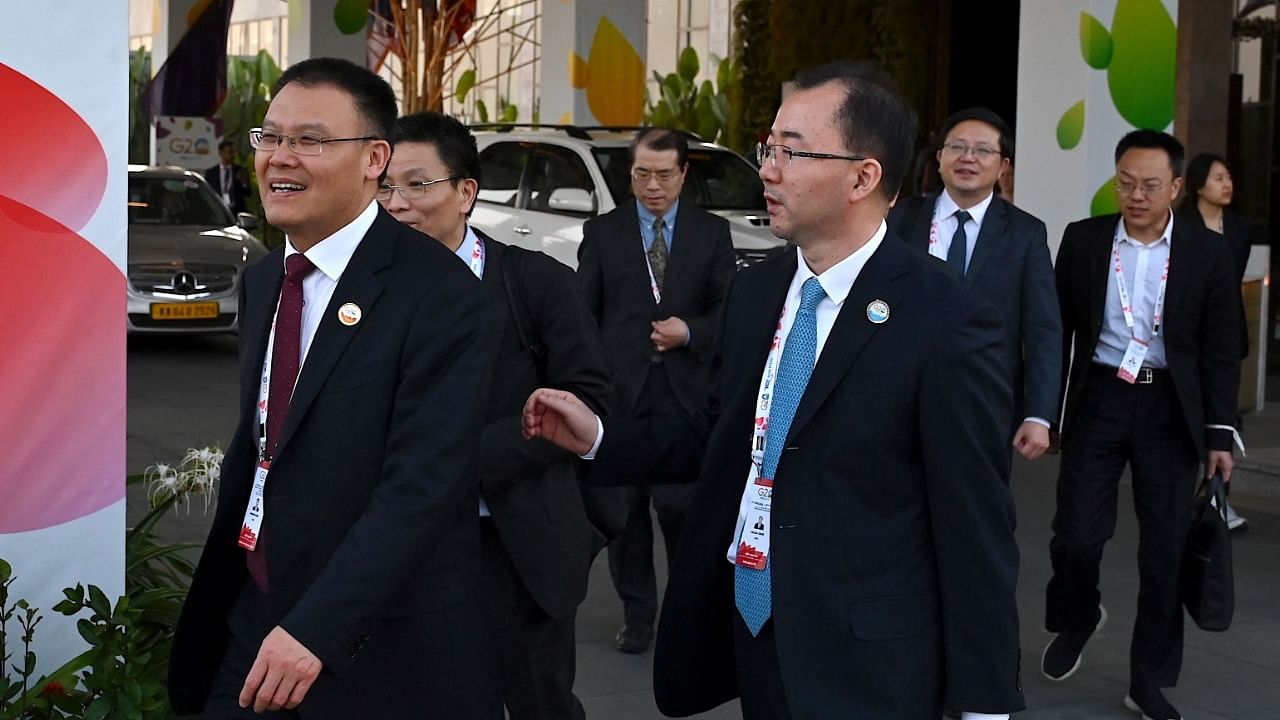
129, 263, 237, 296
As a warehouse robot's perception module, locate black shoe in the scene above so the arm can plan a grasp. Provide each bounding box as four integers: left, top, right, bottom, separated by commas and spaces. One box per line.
1124, 685, 1182, 720
614, 623, 654, 654
1041, 605, 1107, 681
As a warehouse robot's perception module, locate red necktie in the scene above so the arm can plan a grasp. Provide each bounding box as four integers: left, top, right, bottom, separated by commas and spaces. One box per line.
246, 252, 316, 593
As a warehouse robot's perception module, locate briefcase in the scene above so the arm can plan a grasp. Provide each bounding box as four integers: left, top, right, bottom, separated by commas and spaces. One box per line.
1180, 472, 1234, 632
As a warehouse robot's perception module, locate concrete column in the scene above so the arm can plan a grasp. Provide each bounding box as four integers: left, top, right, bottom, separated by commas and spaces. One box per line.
287, 0, 365, 67
1174, 0, 1234, 157
540, 0, 646, 125
150, 0, 203, 71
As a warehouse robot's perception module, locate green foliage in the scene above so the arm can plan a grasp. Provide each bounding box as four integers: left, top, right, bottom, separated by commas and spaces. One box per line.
643, 48, 733, 144
0, 469, 205, 719
219, 51, 285, 249
1079, 12, 1113, 70
731, 0, 772, 154
127, 50, 152, 165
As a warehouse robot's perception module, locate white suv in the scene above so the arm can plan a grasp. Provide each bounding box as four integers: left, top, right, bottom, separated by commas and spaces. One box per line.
470, 126, 784, 270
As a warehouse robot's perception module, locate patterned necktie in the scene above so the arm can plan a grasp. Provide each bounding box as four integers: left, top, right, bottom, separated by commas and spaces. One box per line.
947, 209, 971, 276
246, 252, 317, 593
735, 276, 826, 636
648, 217, 669, 290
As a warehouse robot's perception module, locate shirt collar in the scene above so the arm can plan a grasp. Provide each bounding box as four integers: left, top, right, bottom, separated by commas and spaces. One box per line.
284, 200, 379, 282
1115, 210, 1174, 248
794, 220, 888, 307
454, 225, 482, 276
936, 189, 994, 227
636, 199, 680, 229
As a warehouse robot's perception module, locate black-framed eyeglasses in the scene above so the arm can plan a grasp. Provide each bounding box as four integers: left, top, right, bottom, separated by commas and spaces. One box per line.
249, 128, 378, 155
756, 142, 866, 168
376, 176, 459, 201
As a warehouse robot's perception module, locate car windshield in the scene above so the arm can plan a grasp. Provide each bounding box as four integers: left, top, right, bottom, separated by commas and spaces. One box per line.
593, 146, 766, 211
128, 176, 235, 226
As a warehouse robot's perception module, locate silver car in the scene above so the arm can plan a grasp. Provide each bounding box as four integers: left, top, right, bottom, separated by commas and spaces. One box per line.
127, 165, 267, 333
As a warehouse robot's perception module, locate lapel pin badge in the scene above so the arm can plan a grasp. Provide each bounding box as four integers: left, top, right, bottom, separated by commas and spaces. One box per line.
337, 302, 362, 327
866, 299, 890, 324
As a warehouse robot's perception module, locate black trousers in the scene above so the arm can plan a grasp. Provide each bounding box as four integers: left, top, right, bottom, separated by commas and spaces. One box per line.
204, 581, 298, 719
479, 519, 585, 720
1046, 365, 1199, 689
608, 361, 694, 628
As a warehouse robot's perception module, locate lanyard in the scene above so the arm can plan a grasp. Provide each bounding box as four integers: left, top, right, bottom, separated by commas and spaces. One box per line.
642, 230, 662, 304
749, 305, 790, 476
1112, 240, 1169, 338
257, 312, 279, 461
467, 234, 485, 278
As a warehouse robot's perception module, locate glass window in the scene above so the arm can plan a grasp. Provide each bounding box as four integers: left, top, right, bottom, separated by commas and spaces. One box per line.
127, 176, 235, 227
525, 144, 596, 217
477, 142, 530, 206
592, 146, 765, 211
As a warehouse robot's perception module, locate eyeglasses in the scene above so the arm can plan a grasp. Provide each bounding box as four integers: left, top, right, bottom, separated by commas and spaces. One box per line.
632, 168, 681, 184
1115, 180, 1168, 197
249, 128, 378, 155
756, 142, 866, 168
941, 143, 1001, 160
376, 176, 459, 201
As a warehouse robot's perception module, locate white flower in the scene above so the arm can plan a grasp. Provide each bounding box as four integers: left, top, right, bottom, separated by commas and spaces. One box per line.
147, 446, 222, 513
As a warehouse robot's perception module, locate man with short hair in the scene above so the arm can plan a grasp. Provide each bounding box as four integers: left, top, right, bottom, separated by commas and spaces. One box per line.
207, 139, 251, 213
525, 61, 1023, 719
1044, 129, 1242, 720
576, 126, 735, 654
380, 111, 611, 720
889, 107, 1061, 461
169, 58, 501, 719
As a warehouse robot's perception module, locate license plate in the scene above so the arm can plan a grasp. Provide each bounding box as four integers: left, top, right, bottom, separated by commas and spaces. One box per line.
150, 302, 219, 320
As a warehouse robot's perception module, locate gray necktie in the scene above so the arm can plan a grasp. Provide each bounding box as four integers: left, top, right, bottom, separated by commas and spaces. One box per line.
947, 209, 971, 276
648, 217, 669, 290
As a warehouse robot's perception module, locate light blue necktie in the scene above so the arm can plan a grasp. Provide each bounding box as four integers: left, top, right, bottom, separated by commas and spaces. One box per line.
735, 276, 826, 636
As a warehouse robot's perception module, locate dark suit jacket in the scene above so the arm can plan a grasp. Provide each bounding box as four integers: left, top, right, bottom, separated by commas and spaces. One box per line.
476, 231, 611, 618
1179, 206, 1252, 359
205, 163, 251, 214
577, 200, 735, 415
169, 209, 501, 719
1055, 214, 1242, 457
591, 238, 1024, 717
889, 192, 1062, 423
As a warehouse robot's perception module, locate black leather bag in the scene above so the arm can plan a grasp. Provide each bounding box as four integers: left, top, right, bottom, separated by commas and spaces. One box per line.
1181, 472, 1234, 631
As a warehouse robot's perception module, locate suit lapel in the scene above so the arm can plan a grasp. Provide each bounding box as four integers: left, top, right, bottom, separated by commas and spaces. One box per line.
660, 202, 698, 298
1087, 218, 1115, 342
901, 194, 934, 253
240, 254, 282, 412
964, 196, 1008, 284
786, 239, 911, 442
1163, 217, 1192, 325
740, 251, 799, 394
276, 213, 392, 453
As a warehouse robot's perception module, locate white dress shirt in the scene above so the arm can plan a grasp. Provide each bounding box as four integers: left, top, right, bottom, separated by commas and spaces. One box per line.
1092, 212, 1173, 369
929, 190, 994, 272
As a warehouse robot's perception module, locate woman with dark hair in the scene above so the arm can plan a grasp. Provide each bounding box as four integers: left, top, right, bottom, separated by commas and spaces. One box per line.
1180, 153, 1251, 532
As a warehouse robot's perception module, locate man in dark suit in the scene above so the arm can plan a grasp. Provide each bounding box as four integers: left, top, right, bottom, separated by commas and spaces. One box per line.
379, 111, 611, 720
577, 127, 736, 653
1043, 130, 1242, 720
168, 59, 501, 719
888, 107, 1061, 461
207, 139, 251, 214
525, 61, 1023, 719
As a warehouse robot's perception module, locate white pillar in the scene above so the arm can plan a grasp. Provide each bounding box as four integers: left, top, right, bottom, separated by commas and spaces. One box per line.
287, 0, 365, 67
540, 0, 647, 125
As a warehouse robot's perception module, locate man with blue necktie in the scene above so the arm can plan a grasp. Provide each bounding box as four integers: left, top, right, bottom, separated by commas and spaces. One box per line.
523, 61, 1023, 719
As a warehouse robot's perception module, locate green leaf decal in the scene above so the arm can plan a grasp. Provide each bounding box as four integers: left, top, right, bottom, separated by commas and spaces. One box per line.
1107, 0, 1176, 129
333, 0, 366, 35
455, 69, 476, 103
1057, 100, 1086, 150
1090, 178, 1120, 216
1079, 12, 1113, 69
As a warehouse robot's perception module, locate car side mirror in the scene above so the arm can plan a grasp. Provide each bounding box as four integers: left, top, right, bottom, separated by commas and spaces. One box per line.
236, 212, 259, 231
547, 188, 594, 214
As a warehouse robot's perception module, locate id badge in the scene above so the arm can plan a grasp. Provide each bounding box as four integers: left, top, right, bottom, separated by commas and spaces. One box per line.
238, 461, 270, 551
735, 476, 772, 571
1116, 338, 1149, 384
